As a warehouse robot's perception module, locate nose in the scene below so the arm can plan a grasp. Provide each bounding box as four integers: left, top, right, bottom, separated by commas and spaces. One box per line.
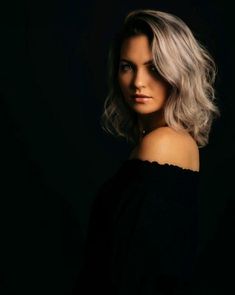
132, 68, 147, 89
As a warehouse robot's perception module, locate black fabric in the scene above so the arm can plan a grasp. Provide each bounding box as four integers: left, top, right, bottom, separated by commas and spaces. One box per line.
77, 158, 200, 295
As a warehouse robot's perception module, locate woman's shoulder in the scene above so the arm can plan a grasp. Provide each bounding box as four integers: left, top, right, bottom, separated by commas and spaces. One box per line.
129, 126, 200, 172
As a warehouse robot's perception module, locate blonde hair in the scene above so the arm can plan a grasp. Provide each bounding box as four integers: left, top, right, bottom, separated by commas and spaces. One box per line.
100, 9, 221, 148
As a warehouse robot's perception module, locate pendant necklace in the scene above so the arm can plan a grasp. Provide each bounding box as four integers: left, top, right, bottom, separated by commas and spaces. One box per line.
142, 129, 147, 136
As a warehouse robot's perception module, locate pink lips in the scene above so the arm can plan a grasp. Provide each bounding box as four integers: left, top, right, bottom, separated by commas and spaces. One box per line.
134, 97, 151, 102
131, 94, 152, 103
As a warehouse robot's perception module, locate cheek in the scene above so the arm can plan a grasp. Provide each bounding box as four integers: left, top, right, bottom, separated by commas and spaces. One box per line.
118, 74, 128, 91
162, 83, 171, 100
154, 81, 170, 99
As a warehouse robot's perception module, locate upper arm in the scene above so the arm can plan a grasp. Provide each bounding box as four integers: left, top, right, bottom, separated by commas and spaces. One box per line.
134, 127, 192, 169
112, 165, 199, 293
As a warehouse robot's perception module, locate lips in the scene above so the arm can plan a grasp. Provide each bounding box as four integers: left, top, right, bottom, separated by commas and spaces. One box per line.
131, 94, 151, 98
132, 95, 152, 103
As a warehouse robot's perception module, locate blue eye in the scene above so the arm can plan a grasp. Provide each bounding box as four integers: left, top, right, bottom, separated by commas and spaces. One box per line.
119, 63, 132, 72
149, 65, 162, 79
149, 65, 157, 72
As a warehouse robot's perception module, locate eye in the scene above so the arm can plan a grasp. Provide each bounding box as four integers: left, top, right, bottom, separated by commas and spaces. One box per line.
119, 63, 132, 72
149, 65, 157, 72
149, 65, 162, 79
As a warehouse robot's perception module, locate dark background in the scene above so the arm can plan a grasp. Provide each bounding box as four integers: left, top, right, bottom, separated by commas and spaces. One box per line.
0, 0, 234, 294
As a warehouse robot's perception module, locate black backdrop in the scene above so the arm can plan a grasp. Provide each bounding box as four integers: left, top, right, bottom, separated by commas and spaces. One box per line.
0, 0, 234, 294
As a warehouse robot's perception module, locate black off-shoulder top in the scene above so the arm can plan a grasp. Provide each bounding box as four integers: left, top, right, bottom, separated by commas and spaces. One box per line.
76, 158, 200, 295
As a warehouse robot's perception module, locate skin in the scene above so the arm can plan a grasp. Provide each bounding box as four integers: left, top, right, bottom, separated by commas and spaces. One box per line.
128, 126, 200, 172
118, 34, 200, 171
118, 34, 170, 137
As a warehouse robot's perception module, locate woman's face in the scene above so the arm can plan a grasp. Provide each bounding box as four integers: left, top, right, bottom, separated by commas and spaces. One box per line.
118, 34, 170, 116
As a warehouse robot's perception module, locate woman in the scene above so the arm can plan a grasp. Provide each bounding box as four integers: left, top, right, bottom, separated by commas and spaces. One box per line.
76, 9, 220, 295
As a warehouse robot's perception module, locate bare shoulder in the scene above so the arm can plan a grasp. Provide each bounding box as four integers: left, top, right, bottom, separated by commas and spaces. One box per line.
129, 127, 200, 172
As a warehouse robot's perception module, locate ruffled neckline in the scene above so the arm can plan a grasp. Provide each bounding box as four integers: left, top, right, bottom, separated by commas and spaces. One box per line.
121, 158, 200, 175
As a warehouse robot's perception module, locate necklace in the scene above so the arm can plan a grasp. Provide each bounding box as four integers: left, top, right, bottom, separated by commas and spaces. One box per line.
142, 129, 147, 136
141, 123, 168, 136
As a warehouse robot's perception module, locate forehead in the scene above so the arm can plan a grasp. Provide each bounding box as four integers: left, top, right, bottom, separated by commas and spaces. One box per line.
120, 35, 152, 61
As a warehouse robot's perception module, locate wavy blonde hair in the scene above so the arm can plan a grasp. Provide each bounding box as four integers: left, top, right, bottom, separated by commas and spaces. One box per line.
100, 9, 221, 148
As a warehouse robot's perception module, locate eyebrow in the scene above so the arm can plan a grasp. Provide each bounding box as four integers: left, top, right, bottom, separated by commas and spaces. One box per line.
119, 58, 154, 65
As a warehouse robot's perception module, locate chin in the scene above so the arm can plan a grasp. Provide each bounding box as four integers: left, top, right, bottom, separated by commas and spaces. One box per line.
131, 104, 162, 114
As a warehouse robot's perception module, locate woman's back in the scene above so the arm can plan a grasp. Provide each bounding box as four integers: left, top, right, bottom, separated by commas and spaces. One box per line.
77, 154, 200, 294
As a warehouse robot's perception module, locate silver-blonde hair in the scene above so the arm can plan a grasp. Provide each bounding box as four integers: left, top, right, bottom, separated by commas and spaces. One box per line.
100, 9, 221, 148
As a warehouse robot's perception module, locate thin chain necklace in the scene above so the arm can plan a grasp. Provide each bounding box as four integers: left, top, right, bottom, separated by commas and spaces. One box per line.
141, 129, 147, 138
141, 123, 168, 137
